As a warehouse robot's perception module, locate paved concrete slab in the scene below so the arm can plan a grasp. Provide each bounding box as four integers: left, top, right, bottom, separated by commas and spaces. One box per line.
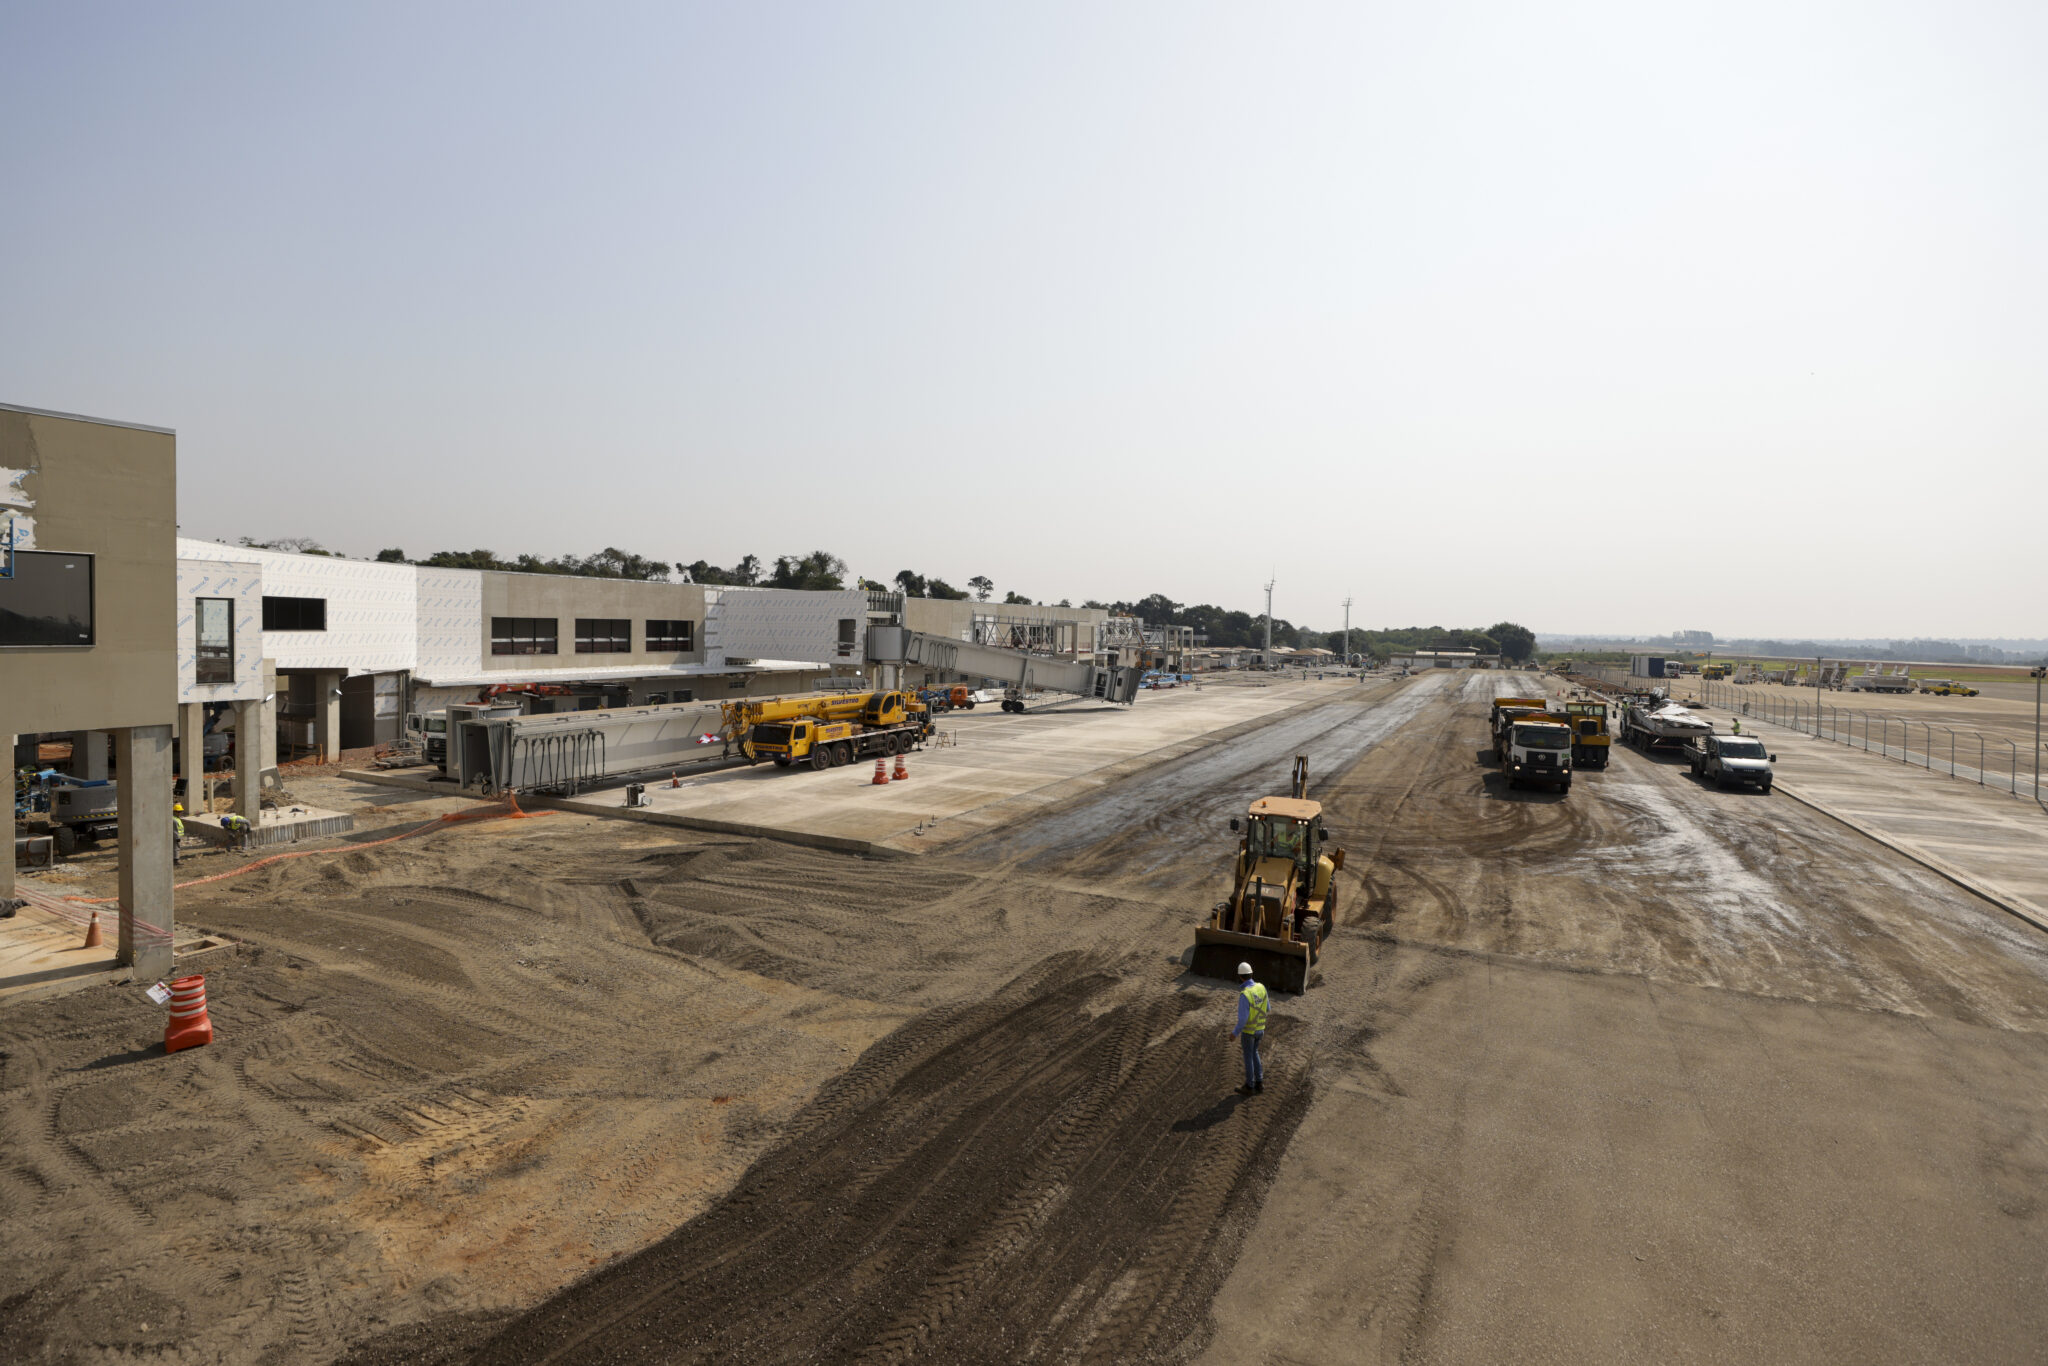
0, 898, 119, 1002
1690, 710, 2048, 930
539, 676, 1379, 854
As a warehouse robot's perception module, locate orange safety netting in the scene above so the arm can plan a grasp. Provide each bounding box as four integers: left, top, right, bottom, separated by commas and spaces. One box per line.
60, 795, 552, 907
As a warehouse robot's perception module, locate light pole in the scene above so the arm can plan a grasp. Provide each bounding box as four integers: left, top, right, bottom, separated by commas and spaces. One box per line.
2033, 665, 2044, 809
1341, 596, 1353, 667
1262, 578, 1275, 661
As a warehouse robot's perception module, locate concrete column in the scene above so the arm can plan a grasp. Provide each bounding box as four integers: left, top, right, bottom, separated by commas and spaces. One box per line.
71, 730, 109, 780
3, 734, 15, 902
114, 724, 175, 980
178, 703, 205, 813
314, 670, 343, 762
260, 660, 282, 790
232, 698, 263, 823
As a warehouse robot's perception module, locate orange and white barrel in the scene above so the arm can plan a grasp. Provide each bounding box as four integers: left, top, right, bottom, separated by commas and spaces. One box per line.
165, 974, 213, 1053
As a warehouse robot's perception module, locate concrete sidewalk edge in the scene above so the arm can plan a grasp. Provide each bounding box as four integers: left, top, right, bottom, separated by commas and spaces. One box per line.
1772, 780, 2048, 935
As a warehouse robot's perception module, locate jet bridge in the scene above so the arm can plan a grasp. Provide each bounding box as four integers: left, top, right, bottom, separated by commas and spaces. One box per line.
866, 627, 1144, 706
452, 700, 731, 795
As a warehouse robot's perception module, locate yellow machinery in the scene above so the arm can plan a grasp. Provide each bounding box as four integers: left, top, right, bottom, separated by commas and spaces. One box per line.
1701, 662, 1731, 680
1192, 757, 1344, 993
1920, 680, 1979, 697
722, 691, 931, 771
1564, 701, 1611, 767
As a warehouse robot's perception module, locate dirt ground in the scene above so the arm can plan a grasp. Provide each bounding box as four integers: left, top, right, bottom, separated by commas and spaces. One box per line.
4, 672, 2046, 1363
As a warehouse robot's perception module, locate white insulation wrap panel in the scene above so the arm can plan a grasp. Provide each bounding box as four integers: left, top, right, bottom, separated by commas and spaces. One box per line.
180, 540, 419, 673
415, 566, 485, 682
717, 588, 865, 666
175, 554, 265, 702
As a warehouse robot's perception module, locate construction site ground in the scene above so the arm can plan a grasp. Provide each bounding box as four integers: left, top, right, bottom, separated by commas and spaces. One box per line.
3, 670, 2046, 1363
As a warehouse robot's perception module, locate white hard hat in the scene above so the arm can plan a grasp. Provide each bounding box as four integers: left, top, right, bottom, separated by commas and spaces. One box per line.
1237, 962, 1254, 977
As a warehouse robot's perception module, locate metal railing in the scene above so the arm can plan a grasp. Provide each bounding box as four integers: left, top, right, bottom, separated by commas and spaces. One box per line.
1695, 678, 2040, 804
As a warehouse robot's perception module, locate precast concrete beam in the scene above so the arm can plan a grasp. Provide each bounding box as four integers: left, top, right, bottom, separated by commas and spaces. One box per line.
114, 724, 175, 980
178, 703, 204, 812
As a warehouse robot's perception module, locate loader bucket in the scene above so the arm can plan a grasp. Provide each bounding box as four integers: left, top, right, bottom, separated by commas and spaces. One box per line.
1191, 930, 1312, 994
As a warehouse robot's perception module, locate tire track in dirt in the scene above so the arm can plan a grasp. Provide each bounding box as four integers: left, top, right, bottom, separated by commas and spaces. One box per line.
460, 957, 1310, 1365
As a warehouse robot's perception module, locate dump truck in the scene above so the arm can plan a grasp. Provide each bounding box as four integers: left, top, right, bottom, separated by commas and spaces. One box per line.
1489, 696, 1552, 762
728, 690, 933, 771
1564, 701, 1611, 768
1701, 662, 1731, 680
1502, 717, 1574, 791
1191, 757, 1344, 994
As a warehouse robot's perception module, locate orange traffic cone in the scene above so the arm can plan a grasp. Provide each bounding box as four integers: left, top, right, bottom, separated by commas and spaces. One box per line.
81, 910, 102, 949
165, 975, 213, 1053
872, 756, 890, 785
892, 751, 909, 782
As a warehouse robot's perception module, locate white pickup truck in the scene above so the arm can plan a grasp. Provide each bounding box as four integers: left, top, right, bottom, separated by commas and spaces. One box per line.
1685, 733, 1776, 793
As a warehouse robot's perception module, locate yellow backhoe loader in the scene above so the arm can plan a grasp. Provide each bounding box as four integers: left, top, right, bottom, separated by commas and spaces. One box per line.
1191, 756, 1344, 993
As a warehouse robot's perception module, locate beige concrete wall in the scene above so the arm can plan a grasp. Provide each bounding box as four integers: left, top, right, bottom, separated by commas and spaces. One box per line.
480, 573, 707, 674
0, 406, 177, 735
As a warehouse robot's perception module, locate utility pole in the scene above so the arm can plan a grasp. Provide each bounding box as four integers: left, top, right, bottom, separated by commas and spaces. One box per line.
1263, 577, 1275, 659
1816, 655, 1824, 739
2033, 665, 2044, 809
1342, 596, 1353, 666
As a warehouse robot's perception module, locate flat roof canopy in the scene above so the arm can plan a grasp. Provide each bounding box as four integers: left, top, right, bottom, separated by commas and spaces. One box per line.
1249, 796, 1321, 820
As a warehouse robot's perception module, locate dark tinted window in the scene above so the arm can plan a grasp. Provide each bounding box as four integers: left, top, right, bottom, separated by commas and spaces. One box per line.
646, 619, 694, 651
263, 595, 327, 631
575, 618, 630, 653
0, 551, 94, 646
491, 617, 558, 655
195, 597, 234, 683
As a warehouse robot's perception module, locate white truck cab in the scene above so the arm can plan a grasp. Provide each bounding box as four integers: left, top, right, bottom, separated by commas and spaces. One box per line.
1504, 720, 1573, 792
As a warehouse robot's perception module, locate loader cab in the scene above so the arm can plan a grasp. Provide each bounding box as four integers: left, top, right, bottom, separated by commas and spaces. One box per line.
1232, 796, 1328, 877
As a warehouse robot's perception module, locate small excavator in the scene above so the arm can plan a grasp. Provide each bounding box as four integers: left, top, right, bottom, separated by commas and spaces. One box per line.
1190, 756, 1345, 993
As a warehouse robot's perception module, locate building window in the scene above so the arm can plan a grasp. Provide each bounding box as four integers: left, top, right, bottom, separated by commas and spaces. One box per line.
263, 595, 327, 631
576, 618, 631, 653
195, 597, 234, 683
0, 551, 95, 647
491, 616, 558, 655
646, 619, 694, 652
837, 618, 858, 657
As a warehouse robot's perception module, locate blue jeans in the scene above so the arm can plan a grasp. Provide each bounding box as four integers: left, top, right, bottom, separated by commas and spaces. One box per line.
1240, 1032, 1264, 1089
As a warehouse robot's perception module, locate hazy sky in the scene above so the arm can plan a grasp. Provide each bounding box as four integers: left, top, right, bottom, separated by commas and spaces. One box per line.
4, 3, 2042, 638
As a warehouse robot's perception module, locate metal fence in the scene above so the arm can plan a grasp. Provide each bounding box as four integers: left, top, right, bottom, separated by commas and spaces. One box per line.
1696, 678, 2043, 806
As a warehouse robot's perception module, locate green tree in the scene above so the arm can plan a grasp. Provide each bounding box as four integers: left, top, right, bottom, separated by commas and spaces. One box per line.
1002, 590, 1033, 605
240, 536, 332, 557
893, 569, 928, 596
420, 548, 512, 570
927, 578, 969, 600
374, 548, 408, 563
1486, 621, 1537, 662
968, 575, 994, 601
769, 550, 848, 591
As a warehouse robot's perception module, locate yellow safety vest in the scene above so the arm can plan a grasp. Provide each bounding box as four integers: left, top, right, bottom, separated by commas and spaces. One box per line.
173, 817, 185, 840
1241, 981, 1269, 1035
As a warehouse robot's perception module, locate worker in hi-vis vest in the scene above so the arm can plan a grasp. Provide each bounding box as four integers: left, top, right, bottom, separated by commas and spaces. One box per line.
1232, 963, 1268, 1094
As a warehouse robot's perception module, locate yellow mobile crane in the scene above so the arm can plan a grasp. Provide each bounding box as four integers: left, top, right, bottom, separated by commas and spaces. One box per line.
722, 691, 932, 772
